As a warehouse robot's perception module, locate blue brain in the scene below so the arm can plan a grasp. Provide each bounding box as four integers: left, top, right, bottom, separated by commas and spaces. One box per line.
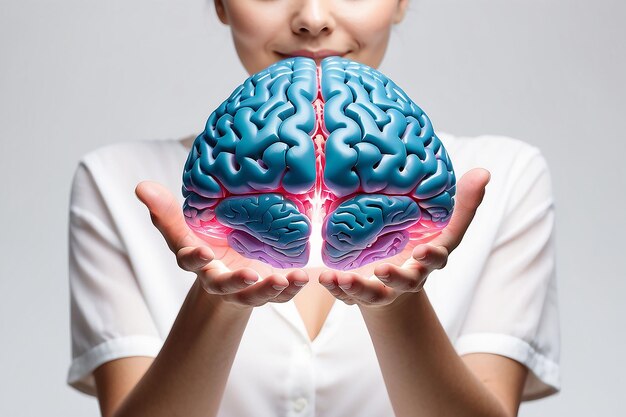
182, 56, 456, 270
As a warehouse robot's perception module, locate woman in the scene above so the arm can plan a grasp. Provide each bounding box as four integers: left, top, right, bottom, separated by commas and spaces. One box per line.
67, 1, 561, 416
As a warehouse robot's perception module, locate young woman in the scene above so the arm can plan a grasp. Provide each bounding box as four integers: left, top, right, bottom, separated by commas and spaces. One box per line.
66, 1, 561, 416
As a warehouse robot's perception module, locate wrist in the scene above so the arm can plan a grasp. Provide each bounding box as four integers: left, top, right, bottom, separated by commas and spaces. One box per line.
358, 289, 426, 317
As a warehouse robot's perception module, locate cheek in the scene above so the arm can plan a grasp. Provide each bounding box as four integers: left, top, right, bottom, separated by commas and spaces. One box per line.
227, 5, 283, 46
340, 9, 395, 47
226, 4, 286, 73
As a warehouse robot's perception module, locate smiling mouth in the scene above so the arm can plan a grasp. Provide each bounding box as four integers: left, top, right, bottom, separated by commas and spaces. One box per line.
277, 50, 348, 61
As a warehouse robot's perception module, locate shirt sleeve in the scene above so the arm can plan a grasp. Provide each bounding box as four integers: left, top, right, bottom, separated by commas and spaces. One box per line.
454, 149, 561, 401
66, 161, 163, 396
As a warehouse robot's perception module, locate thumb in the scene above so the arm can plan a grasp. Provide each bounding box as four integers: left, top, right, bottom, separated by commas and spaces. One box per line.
135, 181, 200, 252
427, 168, 491, 252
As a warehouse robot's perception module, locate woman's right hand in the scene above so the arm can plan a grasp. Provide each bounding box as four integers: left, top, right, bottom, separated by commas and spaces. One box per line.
135, 181, 309, 309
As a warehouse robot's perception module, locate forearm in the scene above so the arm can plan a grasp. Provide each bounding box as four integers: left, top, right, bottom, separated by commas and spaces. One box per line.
114, 278, 252, 417
359, 289, 509, 417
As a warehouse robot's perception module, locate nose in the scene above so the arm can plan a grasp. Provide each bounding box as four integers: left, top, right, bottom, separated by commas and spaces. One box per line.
291, 0, 334, 37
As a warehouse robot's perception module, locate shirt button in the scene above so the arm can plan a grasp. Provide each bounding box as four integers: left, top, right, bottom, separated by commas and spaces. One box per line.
292, 397, 308, 412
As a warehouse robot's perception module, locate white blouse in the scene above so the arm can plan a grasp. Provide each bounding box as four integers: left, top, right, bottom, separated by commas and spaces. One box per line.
66, 132, 561, 415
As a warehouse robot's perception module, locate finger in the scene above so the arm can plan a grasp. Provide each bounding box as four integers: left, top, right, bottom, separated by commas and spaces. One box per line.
373, 262, 428, 292
176, 246, 215, 272
335, 271, 394, 305
319, 271, 357, 304
286, 269, 310, 288
230, 273, 292, 307
271, 269, 309, 303
135, 181, 201, 252
409, 244, 449, 271
429, 168, 491, 252
199, 263, 260, 295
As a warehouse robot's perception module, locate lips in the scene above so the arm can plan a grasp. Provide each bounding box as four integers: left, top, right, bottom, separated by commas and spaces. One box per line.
280, 49, 346, 59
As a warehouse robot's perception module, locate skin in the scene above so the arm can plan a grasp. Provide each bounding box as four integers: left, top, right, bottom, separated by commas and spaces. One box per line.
94, 1, 530, 416
213, 0, 408, 73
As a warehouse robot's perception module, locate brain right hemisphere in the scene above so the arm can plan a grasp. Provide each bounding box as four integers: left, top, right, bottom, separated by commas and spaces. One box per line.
182, 56, 456, 270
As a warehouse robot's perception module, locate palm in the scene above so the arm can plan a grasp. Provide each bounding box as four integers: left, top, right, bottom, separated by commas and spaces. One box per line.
317, 168, 492, 307
200, 238, 277, 276
135, 181, 309, 307
135, 168, 489, 308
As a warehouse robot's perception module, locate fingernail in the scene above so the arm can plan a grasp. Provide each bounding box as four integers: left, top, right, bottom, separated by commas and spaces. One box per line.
338, 283, 352, 290
414, 249, 429, 261
293, 281, 307, 287
272, 285, 287, 291
244, 279, 257, 285
321, 282, 335, 289
377, 274, 389, 282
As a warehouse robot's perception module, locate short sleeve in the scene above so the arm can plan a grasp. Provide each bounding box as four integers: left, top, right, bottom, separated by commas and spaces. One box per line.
67, 162, 163, 396
454, 149, 561, 401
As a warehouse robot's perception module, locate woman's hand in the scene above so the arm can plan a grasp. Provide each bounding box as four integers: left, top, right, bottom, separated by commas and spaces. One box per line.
318, 168, 491, 309
135, 181, 309, 309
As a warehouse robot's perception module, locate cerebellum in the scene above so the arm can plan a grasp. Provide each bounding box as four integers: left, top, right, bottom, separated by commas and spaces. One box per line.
182, 56, 456, 270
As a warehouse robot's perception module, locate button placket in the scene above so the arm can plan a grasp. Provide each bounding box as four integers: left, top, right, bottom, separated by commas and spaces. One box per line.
286, 339, 314, 416
292, 397, 309, 412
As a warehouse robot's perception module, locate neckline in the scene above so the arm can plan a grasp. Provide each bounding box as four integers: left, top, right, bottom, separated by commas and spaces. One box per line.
270, 295, 346, 347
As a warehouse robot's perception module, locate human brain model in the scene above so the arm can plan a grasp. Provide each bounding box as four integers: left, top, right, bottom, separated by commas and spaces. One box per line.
182, 57, 456, 270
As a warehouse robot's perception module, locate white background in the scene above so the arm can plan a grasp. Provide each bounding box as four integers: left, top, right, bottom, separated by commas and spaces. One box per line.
0, 0, 624, 415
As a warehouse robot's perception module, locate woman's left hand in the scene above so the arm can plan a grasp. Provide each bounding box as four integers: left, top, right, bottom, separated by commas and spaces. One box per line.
319, 168, 491, 309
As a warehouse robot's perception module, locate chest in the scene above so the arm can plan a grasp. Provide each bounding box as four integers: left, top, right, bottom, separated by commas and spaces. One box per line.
293, 279, 337, 342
